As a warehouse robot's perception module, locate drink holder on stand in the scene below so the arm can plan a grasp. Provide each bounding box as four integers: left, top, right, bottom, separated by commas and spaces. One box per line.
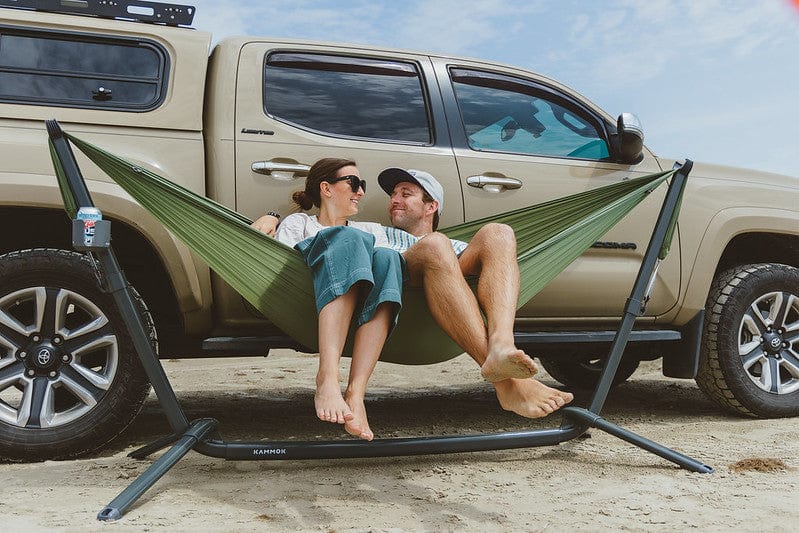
45, 119, 713, 522
72, 216, 111, 251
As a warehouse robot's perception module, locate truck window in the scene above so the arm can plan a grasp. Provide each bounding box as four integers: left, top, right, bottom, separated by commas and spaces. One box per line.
0, 28, 168, 111
450, 68, 609, 160
264, 52, 431, 144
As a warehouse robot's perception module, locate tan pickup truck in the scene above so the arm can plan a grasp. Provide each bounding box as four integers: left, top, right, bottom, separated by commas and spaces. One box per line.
1, 1, 798, 461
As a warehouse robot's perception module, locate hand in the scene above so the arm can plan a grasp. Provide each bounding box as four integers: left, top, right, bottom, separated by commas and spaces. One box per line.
251, 214, 280, 237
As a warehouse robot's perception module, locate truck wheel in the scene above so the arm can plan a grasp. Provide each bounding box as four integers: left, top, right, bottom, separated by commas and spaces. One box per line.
0, 249, 153, 461
697, 263, 799, 418
539, 354, 640, 390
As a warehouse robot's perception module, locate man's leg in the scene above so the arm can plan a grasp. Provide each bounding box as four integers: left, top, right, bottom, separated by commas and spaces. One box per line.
403, 233, 489, 360
457, 223, 538, 381
459, 223, 572, 412
493, 378, 573, 418
403, 228, 573, 417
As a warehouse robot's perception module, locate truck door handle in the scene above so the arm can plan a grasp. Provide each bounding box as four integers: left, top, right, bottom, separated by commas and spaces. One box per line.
251, 161, 310, 180
466, 175, 522, 192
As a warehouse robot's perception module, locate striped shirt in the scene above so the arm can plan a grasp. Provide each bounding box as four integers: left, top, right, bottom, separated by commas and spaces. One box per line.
384, 226, 468, 256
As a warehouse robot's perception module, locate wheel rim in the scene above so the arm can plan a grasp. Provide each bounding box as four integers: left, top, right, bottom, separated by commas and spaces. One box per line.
0, 287, 118, 428
738, 290, 799, 395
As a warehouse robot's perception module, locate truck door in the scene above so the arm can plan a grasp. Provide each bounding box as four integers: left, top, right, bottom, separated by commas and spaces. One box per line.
434, 61, 680, 319
233, 43, 461, 229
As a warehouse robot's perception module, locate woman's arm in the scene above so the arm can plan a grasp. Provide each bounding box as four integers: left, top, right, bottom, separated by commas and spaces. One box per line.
251, 213, 281, 236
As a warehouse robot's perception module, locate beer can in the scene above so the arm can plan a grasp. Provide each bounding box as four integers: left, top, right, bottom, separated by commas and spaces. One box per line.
76, 207, 103, 247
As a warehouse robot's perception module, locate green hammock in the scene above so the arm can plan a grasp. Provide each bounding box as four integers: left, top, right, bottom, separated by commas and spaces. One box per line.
50, 133, 678, 365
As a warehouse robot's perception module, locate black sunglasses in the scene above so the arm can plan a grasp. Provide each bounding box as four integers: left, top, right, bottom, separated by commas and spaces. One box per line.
327, 175, 366, 193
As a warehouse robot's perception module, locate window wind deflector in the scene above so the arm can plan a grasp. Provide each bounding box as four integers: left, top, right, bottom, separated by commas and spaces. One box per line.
267, 53, 418, 77
451, 66, 602, 130
451, 67, 541, 97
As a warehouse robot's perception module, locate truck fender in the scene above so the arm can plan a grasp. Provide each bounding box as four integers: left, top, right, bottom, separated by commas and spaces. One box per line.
1, 173, 211, 324
676, 206, 799, 324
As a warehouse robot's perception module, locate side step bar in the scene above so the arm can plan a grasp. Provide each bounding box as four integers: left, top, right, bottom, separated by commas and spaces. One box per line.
201, 330, 683, 354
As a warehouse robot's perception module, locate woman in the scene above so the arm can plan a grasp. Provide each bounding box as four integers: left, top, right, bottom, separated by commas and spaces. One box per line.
265, 158, 404, 441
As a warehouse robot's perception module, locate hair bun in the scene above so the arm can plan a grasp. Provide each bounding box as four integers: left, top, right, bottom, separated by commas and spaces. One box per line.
292, 190, 314, 211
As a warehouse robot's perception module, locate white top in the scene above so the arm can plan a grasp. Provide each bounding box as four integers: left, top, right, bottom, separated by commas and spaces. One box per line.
275, 213, 390, 248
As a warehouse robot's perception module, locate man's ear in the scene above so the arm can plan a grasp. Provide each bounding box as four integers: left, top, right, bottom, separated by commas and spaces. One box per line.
426, 200, 439, 217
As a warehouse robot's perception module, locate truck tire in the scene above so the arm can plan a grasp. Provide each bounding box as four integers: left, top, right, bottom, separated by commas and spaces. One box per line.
539, 354, 640, 390
697, 263, 799, 418
0, 249, 153, 461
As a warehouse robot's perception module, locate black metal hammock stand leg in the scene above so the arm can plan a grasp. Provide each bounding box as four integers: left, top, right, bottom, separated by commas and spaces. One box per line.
44, 120, 712, 523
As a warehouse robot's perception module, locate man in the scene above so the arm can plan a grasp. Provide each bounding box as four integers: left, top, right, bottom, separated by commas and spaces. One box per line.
252, 168, 573, 418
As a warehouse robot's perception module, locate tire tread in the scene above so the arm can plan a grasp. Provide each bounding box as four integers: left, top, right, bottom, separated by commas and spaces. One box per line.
697, 263, 799, 418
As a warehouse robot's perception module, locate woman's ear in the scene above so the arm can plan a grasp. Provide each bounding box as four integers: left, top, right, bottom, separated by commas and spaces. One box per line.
320, 182, 332, 197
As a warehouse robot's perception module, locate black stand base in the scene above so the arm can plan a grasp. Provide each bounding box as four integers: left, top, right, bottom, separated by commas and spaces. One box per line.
98, 405, 712, 520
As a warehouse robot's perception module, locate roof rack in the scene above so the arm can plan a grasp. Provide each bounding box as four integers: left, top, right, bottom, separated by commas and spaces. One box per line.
0, 0, 195, 27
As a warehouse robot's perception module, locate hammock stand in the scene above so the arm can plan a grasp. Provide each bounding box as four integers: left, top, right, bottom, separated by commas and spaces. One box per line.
44, 120, 712, 522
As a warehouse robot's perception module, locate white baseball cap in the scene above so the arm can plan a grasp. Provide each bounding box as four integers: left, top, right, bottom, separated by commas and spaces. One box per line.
378, 168, 444, 214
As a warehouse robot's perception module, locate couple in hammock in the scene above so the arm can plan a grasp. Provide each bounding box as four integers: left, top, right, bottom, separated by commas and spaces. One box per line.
252, 158, 573, 440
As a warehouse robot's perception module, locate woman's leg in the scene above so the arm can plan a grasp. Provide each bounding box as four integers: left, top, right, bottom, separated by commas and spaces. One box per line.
344, 301, 393, 441
298, 230, 402, 438
315, 286, 359, 425
344, 248, 404, 441
297, 228, 376, 428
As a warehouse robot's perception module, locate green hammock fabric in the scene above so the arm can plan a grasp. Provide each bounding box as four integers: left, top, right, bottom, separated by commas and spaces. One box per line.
51, 133, 677, 364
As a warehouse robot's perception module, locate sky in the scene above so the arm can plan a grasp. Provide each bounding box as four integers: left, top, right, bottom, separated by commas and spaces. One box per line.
189, 0, 799, 178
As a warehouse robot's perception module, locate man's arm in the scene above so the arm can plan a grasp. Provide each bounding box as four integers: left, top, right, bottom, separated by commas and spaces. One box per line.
251, 213, 280, 236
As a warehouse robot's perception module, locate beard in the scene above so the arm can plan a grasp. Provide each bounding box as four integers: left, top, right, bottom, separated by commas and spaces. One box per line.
389, 211, 412, 231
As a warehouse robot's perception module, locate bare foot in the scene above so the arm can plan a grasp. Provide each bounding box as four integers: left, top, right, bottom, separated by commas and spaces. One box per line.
480, 348, 539, 382
314, 379, 354, 424
343, 394, 374, 441
494, 378, 573, 418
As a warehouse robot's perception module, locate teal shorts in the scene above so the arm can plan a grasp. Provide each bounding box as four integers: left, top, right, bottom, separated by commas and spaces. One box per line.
295, 226, 405, 327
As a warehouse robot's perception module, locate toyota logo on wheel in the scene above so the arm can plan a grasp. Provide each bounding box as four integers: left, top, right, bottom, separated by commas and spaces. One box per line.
37, 348, 52, 366
770, 338, 782, 349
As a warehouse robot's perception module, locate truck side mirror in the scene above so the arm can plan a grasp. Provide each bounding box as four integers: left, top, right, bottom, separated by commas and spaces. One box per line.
617, 112, 644, 164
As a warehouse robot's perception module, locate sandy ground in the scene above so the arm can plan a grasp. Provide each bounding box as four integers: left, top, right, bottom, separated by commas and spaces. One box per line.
2, 349, 798, 532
